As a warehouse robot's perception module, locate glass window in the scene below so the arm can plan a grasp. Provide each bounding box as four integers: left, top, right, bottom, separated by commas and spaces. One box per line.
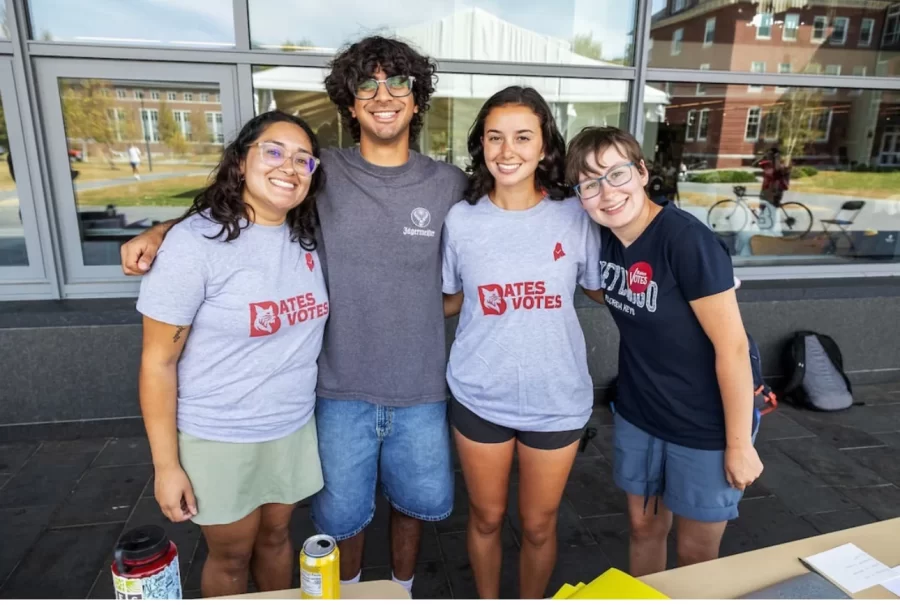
28, 0, 235, 47
697, 64, 709, 95
745, 107, 761, 140
860, 18, 874, 47
812, 16, 828, 43
167, 92, 176, 101
748, 62, 765, 92
704, 17, 715, 46
184, 93, 192, 102
251, 66, 632, 170
824, 65, 841, 94
756, 13, 773, 40
783, 14, 799, 42
57, 78, 224, 266
200, 93, 209, 103
150, 91, 160, 101
697, 109, 710, 141
885, 6, 900, 45
249, 0, 638, 66
0, 94, 27, 266
644, 80, 900, 266
649, 5, 896, 78
830, 17, 848, 45
685, 109, 696, 141
672, 28, 683, 56
116, 88, 126, 99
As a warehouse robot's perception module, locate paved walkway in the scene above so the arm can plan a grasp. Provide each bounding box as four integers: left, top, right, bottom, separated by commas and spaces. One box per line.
1, 383, 899, 599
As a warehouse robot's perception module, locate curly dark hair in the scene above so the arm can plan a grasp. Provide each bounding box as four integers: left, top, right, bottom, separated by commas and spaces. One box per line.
464, 86, 569, 204
324, 36, 437, 144
181, 110, 323, 250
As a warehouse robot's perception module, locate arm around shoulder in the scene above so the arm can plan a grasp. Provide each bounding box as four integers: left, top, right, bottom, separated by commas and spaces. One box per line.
121, 219, 177, 276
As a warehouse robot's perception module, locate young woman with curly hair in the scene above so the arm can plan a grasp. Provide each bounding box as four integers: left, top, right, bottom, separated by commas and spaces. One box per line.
441, 86, 605, 598
136, 110, 327, 598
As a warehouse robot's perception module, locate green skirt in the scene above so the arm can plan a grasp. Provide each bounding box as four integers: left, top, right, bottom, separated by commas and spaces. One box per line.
178, 418, 323, 526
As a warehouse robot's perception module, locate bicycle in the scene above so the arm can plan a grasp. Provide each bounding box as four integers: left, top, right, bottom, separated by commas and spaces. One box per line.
707, 185, 813, 240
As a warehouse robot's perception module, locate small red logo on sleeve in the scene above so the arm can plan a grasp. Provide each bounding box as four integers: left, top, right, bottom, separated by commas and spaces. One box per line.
305, 252, 315, 272
249, 301, 282, 337
628, 262, 653, 295
553, 242, 566, 261
478, 284, 508, 316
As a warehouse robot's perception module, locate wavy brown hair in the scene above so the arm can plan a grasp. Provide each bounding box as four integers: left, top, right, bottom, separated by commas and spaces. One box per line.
324, 36, 437, 144
464, 86, 569, 204
181, 110, 323, 250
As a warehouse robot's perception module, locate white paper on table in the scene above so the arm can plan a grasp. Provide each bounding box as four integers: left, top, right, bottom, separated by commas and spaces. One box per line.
881, 566, 900, 597
802, 543, 898, 594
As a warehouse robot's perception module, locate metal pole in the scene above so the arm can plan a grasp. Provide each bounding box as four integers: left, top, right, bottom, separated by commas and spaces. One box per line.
140, 96, 153, 172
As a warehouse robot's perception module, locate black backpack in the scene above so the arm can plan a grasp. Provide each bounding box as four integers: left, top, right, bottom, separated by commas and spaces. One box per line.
781, 331, 861, 411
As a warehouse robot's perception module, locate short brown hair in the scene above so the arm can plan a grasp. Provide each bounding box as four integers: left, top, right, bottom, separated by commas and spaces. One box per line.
565, 127, 646, 186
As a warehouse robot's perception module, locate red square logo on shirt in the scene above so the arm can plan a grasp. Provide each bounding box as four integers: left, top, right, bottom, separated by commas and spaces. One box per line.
478, 284, 507, 316
249, 301, 282, 337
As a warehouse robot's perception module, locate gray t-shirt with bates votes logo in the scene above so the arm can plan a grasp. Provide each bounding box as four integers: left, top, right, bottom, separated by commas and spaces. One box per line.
442, 196, 602, 432
315, 147, 468, 406
136, 213, 329, 443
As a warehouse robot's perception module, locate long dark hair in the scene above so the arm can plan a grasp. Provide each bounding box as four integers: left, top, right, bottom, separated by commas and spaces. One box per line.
464, 86, 569, 204
183, 110, 324, 250
324, 36, 437, 144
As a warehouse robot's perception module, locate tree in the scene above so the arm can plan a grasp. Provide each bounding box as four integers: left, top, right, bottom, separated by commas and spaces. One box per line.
157, 99, 188, 156
572, 33, 603, 61
190, 110, 210, 147
61, 79, 115, 144
773, 87, 827, 166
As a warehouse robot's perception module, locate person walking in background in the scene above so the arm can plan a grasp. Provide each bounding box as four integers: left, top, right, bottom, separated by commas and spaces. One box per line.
128, 143, 142, 180
441, 86, 604, 598
137, 111, 327, 598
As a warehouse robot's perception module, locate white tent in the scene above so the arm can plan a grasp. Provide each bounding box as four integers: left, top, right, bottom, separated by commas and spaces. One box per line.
252, 7, 669, 107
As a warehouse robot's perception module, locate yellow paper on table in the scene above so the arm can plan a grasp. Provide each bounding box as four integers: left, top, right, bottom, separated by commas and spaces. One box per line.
552, 583, 585, 599
567, 568, 669, 600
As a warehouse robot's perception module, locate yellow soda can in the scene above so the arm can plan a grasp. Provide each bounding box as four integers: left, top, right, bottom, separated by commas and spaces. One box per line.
300, 534, 341, 599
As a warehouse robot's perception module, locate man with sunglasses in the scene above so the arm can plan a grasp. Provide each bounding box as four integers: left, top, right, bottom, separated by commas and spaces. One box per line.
120, 36, 467, 595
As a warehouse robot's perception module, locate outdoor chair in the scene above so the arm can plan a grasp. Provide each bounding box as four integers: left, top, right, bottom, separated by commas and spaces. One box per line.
821, 200, 865, 254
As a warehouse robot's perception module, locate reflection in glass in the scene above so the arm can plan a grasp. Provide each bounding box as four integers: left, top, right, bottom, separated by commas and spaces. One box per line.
643, 78, 900, 266
58, 78, 224, 265
28, 0, 234, 47
252, 66, 637, 170
249, 0, 637, 66
649, 0, 900, 79
0, 95, 26, 266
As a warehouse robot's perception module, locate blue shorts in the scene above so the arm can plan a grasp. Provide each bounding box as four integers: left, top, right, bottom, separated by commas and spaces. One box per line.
310, 398, 454, 540
612, 405, 758, 523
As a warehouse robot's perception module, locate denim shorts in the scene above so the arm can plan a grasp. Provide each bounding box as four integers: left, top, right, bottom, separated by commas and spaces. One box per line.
612, 404, 759, 523
310, 398, 454, 541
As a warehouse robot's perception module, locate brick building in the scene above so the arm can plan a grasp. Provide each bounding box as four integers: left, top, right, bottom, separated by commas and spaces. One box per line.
649, 0, 900, 168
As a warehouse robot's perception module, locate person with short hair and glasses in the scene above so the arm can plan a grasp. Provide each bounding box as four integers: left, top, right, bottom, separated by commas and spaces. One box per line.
566, 126, 763, 577
136, 111, 327, 598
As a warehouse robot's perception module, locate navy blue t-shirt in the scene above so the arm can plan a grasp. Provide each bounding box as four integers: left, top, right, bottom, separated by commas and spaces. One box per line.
601, 202, 746, 451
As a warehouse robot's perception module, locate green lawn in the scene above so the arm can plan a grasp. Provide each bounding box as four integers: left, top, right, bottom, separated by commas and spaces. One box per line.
76, 175, 209, 207
791, 170, 900, 199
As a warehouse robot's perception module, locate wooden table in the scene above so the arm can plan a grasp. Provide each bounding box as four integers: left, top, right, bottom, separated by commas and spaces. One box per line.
639, 517, 900, 599
212, 580, 410, 600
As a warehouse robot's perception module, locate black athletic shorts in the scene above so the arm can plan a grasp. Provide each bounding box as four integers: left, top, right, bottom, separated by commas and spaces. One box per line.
450, 399, 585, 451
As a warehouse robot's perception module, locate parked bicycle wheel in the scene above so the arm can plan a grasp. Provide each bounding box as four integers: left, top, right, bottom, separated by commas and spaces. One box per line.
707, 199, 748, 234
778, 202, 813, 240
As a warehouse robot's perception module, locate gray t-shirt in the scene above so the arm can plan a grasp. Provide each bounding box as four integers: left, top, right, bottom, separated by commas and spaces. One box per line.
442, 196, 602, 432
315, 147, 468, 406
136, 213, 329, 443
